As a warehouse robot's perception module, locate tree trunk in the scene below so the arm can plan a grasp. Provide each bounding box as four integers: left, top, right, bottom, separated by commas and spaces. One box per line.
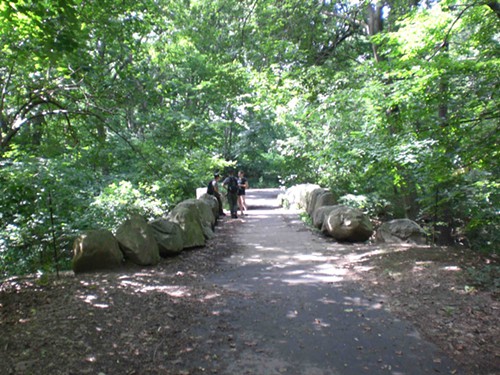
438, 41, 449, 127
403, 176, 420, 220
223, 123, 233, 161
368, 2, 384, 62
486, 1, 500, 18
30, 117, 44, 147
96, 122, 110, 175
368, 1, 421, 218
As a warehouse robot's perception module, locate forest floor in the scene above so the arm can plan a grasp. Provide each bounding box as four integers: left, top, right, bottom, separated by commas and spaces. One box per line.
0, 191, 498, 374
345, 243, 499, 374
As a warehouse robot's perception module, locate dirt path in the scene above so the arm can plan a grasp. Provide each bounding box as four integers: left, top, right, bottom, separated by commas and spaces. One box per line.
1, 189, 496, 374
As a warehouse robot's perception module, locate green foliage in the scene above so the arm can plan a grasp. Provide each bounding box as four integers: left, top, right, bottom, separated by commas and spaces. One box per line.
298, 211, 314, 228
0, 156, 95, 277
338, 194, 393, 219
84, 181, 169, 231
462, 174, 500, 253
466, 265, 500, 292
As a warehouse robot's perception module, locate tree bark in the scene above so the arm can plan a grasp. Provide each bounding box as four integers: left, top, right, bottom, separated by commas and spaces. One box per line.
368, 2, 384, 62
438, 41, 449, 127
96, 121, 110, 175
486, 1, 500, 18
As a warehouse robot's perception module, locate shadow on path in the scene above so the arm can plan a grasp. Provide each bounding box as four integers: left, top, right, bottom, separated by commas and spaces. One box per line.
199, 189, 463, 375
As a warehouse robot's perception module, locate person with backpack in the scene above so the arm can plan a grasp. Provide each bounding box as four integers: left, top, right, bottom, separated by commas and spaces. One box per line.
222, 170, 239, 219
207, 172, 225, 217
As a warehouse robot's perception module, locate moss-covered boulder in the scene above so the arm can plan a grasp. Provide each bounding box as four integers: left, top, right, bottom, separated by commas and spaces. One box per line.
149, 218, 184, 257
115, 215, 160, 266
72, 229, 123, 273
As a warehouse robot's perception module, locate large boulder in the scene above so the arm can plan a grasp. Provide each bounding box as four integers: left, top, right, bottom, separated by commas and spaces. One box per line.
306, 188, 326, 215
199, 193, 219, 220
376, 219, 427, 245
312, 205, 339, 229
322, 205, 373, 242
312, 191, 336, 215
179, 199, 216, 234
115, 215, 160, 266
168, 201, 206, 249
281, 183, 321, 210
72, 229, 123, 273
149, 218, 184, 257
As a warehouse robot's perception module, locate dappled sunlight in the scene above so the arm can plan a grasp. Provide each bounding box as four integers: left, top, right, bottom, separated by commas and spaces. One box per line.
282, 262, 349, 285
315, 294, 387, 311
282, 273, 344, 285
344, 248, 386, 263
315, 263, 347, 275
227, 237, 379, 287
78, 293, 110, 309
292, 252, 328, 262
222, 201, 475, 340
136, 284, 191, 297
202, 292, 221, 301
116, 274, 193, 297
441, 265, 461, 272
72, 267, 215, 311
284, 269, 305, 276
244, 211, 284, 219
76, 291, 111, 309
343, 295, 385, 310
226, 235, 391, 287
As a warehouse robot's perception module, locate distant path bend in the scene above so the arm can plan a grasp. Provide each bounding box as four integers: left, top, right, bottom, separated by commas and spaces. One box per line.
200, 188, 463, 375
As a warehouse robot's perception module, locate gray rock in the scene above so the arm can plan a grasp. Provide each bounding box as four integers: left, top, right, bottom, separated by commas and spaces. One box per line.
312, 205, 339, 229
307, 188, 326, 215
282, 183, 321, 209
168, 202, 206, 249
72, 229, 123, 273
322, 205, 373, 242
179, 198, 216, 236
115, 215, 160, 266
313, 191, 336, 214
376, 219, 427, 244
149, 218, 184, 257
199, 193, 219, 220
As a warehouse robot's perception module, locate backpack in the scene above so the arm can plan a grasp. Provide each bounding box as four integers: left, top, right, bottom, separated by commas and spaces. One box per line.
227, 176, 238, 194
207, 180, 215, 195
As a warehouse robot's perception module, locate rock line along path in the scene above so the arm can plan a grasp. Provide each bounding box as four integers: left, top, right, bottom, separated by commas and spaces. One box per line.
194, 189, 463, 375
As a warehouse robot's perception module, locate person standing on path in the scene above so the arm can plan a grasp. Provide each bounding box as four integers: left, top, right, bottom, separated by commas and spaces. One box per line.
237, 170, 248, 216
222, 170, 239, 218
207, 172, 226, 217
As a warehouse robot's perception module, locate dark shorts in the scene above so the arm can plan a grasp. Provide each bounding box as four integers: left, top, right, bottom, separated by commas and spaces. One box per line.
238, 189, 246, 196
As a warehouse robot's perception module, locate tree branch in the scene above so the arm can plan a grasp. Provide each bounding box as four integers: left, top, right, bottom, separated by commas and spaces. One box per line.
0, 62, 16, 125
240, 0, 260, 47
427, 3, 477, 61
0, 98, 78, 153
